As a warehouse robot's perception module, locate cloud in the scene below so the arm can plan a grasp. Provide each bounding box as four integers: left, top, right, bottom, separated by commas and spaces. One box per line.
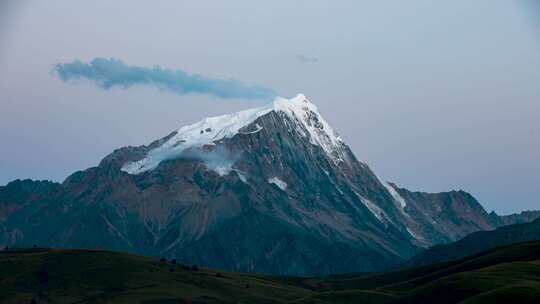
179, 146, 240, 176
53, 57, 276, 100
296, 54, 319, 64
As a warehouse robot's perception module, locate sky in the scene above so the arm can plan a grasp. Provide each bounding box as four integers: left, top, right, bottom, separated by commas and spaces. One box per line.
0, 0, 539, 214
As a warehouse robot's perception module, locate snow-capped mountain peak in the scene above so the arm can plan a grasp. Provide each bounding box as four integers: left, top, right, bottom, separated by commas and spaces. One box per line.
122, 94, 345, 174
272, 94, 344, 160
5, 92, 532, 277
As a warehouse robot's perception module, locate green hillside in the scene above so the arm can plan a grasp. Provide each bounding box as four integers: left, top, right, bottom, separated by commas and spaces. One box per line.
406, 218, 540, 267
2, 241, 540, 303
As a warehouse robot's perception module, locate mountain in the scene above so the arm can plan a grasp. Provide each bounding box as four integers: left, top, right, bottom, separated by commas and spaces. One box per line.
491, 210, 540, 226
3, 241, 540, 303
0, 179, 60, 221
0, 94, 538, 275
406, 217, 540, 267
386, 184, 540, 243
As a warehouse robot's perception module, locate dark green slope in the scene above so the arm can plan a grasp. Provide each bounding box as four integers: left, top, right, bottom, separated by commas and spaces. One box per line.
407, 217, 540, 267
2, 241, 540, 304
0, 248, 314, 304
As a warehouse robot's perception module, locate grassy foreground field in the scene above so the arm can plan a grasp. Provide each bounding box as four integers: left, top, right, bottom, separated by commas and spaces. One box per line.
1, 241, 540, 304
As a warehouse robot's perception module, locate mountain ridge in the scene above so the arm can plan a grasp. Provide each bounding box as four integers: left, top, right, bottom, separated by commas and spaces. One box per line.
406, 217, 540, 267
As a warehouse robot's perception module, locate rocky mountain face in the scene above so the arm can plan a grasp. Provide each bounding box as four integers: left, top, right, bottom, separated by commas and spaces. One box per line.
491, 210, 540, 226
0, 94, 537, 275
0, 179, 60, 221
386, 185, 528, 245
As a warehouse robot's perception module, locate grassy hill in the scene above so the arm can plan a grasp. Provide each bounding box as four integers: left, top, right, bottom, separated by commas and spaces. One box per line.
406, 217, 540, 267
2, 241, 540, 303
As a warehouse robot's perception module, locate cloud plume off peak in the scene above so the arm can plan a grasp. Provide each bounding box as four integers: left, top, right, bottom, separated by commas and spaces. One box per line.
53, 58, 276, 100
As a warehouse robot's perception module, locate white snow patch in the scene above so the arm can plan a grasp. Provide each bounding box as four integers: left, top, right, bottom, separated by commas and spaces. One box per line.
272, 94, 345, 163
354, 192, 389, 223
268, 177, 287, 191
198, 150, 236, 177
362, 198, 387, 222
234, 170, 248, 183
377, 176, 407, 208
122, 94, 345, 174
239, 123, 263, 134
406, 227, 423, 241
207, 164, 233, 176
122, 104, 274, 174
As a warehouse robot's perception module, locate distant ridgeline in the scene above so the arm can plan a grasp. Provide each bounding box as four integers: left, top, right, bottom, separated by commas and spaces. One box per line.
407, 217, 540, 267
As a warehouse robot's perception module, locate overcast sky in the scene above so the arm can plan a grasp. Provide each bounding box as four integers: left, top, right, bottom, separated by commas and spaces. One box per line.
1, 1, 539, 214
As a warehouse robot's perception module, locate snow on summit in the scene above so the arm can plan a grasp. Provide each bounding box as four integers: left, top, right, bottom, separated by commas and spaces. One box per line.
121, 94, 345, 174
